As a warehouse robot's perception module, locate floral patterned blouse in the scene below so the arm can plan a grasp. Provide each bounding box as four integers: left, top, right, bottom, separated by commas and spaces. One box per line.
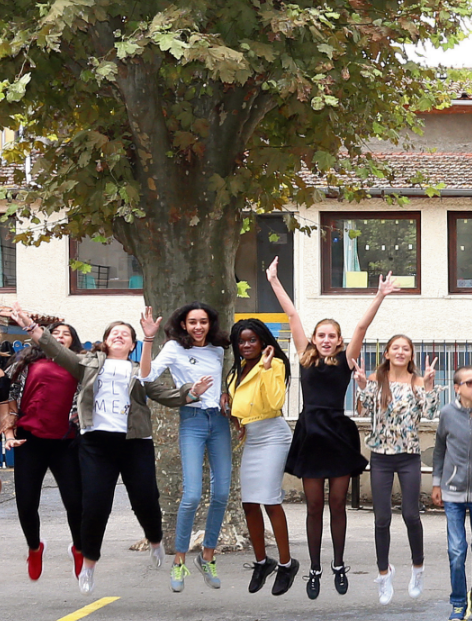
357, 380, 443, 455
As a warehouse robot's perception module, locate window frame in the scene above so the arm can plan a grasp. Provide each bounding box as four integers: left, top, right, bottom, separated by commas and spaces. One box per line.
448, 211, 472, 294
0, 215, 17, 293
69, 240, 143, 296
320, 210, 422, 295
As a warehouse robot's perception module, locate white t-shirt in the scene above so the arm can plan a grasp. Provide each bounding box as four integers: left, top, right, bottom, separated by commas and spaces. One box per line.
142, 340, 223, 409
82, 359, 132, 434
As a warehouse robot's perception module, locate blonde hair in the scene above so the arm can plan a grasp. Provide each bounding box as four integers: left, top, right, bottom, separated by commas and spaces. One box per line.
300, 318, 344, 368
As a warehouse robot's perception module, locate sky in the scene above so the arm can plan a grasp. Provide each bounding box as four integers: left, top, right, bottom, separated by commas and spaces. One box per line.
406, 20, 472, 68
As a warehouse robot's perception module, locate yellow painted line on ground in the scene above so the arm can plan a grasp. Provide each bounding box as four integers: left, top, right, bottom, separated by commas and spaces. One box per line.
56, 597, 120, 621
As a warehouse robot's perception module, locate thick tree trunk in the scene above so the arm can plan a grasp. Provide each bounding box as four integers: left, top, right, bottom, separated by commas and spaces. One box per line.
114, 191, 248, 552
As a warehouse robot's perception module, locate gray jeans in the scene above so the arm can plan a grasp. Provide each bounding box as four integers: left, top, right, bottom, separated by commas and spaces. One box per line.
370, 452, 424, 572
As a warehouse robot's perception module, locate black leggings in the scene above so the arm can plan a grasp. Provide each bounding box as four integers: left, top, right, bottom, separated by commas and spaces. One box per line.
14, 428, 82, 551
370, 452, 424, 572
79, 431, 163, 561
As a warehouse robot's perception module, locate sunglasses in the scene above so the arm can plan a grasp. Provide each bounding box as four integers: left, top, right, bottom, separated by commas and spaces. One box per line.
458, 380, 472, 388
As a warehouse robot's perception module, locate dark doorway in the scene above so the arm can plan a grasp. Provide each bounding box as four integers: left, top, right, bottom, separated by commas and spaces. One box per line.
235, 215, 294, 313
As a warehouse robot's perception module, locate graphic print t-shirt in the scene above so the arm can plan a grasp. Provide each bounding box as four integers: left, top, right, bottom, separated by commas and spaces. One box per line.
82, 359, 132, 434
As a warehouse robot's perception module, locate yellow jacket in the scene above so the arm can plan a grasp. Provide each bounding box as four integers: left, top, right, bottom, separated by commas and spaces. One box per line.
229, 357, 286, 425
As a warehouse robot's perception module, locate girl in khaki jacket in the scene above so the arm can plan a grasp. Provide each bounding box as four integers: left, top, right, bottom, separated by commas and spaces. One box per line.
12, 304, 211, 596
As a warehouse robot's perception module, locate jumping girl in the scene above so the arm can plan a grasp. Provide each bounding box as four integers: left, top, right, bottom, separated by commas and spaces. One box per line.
354, 335, 440, 605
266, 256, 398, 600
3, 322, 83, 582
140, 302, 232, 593
227, 318, 298, 595
12, 303, 210, 595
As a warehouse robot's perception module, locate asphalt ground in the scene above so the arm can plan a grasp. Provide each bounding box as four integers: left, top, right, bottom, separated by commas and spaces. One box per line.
0, 467, 463, 621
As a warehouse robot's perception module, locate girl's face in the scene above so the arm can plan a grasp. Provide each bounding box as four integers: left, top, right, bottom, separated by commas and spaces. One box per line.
238, 329, 263, 361
312, 323, 342, 358
182, 309, 210, 347
51, 325, 73, 350
385, 337, 413, 368
105, 324, 135, 359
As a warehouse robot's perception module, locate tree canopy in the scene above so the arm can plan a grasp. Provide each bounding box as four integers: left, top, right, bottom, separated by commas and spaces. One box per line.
0, 0, 471, 252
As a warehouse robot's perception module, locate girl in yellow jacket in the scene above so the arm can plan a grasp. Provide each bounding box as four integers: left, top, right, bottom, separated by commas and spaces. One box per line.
227, 318, 299, 596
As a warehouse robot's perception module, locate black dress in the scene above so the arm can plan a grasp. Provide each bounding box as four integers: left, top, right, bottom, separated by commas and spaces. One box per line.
285, 350, 368, 479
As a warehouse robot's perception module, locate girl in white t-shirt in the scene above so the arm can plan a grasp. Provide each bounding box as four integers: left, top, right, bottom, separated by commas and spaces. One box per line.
140, 302, 232, 593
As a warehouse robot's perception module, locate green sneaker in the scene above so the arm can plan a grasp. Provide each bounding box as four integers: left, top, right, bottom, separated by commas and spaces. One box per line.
194, 553, 221, 589
170, 562, 190, 593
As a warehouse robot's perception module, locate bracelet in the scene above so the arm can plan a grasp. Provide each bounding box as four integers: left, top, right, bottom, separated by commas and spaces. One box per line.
5, 437, 15, 442
22, 322, 38, 333
188, 390, 198, 401
143, 336, 155, 342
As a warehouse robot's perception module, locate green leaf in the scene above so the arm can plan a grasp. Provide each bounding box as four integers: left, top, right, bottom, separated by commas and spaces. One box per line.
237, 280, 251, 298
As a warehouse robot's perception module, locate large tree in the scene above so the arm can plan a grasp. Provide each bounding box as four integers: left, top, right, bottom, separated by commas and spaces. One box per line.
0, 0, 470, 546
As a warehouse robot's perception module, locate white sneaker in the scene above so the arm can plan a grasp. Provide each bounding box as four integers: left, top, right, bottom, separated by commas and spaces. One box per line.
150, 542, 166, 569
408, 565, 424, 599
79, 567, 95, 595
374, 565, 395, 605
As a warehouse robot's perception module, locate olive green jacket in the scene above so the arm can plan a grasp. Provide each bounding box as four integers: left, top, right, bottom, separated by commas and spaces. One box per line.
38, 328, 191, 439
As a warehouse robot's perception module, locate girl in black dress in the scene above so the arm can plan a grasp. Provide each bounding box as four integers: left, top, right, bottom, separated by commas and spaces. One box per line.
266, 256, 398, 600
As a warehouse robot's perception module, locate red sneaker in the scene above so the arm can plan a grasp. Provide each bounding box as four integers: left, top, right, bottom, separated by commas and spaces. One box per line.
27, 541, 46, 580
68, 544, 84, 579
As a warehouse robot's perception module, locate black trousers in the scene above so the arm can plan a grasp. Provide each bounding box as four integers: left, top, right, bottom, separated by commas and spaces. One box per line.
14, 428, 82, 551
370, 451, 424, 572
79, 431, 163, 561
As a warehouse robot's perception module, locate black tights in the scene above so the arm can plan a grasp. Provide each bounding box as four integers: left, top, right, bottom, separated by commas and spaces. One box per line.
303, 475, 350, 571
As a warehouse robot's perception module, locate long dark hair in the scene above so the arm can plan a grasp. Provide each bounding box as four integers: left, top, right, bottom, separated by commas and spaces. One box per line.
376, 334, 419, 410
227, 318, 290, 390
11, 322, 83, 382
164, 301, 230, 349
92, 321, 137, 358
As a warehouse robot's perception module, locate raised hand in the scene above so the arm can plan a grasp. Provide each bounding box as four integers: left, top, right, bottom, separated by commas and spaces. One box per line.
192, 375, 214, 397
266, 256, 279, 283
140, 306, 162, 338
352, 358, 367, 390
262, 345, 275, 370
378, 271, 401, 298
11, 302, 32, 329
423, 355, 438, 392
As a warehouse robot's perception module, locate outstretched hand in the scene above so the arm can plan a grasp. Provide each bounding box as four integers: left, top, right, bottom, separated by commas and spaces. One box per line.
352, 358, 367, 390
266, 256, 279, 282
378, 271, 401, 298
423, 355, 438, 392
192, 375, 214, 397
5, 437, 26, 449
140, 307, 162, 338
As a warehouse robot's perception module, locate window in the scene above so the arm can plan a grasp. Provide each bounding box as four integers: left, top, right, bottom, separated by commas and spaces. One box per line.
70, 238, 143, 295
321, 211, 421, 294
0, 218, 16, 291
448, 212, 472, 294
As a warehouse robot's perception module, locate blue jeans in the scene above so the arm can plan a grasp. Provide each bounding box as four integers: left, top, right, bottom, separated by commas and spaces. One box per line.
175, 406, 232, 552
444, 501, 472, 607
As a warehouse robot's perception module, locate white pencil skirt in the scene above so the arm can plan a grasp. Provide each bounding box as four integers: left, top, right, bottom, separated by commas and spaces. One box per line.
240, 416, 293, 505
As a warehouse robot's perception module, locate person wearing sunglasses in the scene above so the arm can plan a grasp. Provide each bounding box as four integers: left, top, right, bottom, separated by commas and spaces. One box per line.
432, 366, 472, 621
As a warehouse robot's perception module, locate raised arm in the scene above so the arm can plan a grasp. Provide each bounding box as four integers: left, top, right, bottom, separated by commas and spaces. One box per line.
139, 306, 162, 379
346, 272, 400, 367
266, 256, 308, 357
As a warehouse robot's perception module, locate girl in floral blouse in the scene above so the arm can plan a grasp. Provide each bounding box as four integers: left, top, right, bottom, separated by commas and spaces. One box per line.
354, 335, 440, 607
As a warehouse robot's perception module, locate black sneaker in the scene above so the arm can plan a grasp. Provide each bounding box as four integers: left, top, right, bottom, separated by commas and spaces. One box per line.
332, 561, 350, 595
305, 568, 322, 600
248, 557, 277, 593
271, 558, 300, 596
